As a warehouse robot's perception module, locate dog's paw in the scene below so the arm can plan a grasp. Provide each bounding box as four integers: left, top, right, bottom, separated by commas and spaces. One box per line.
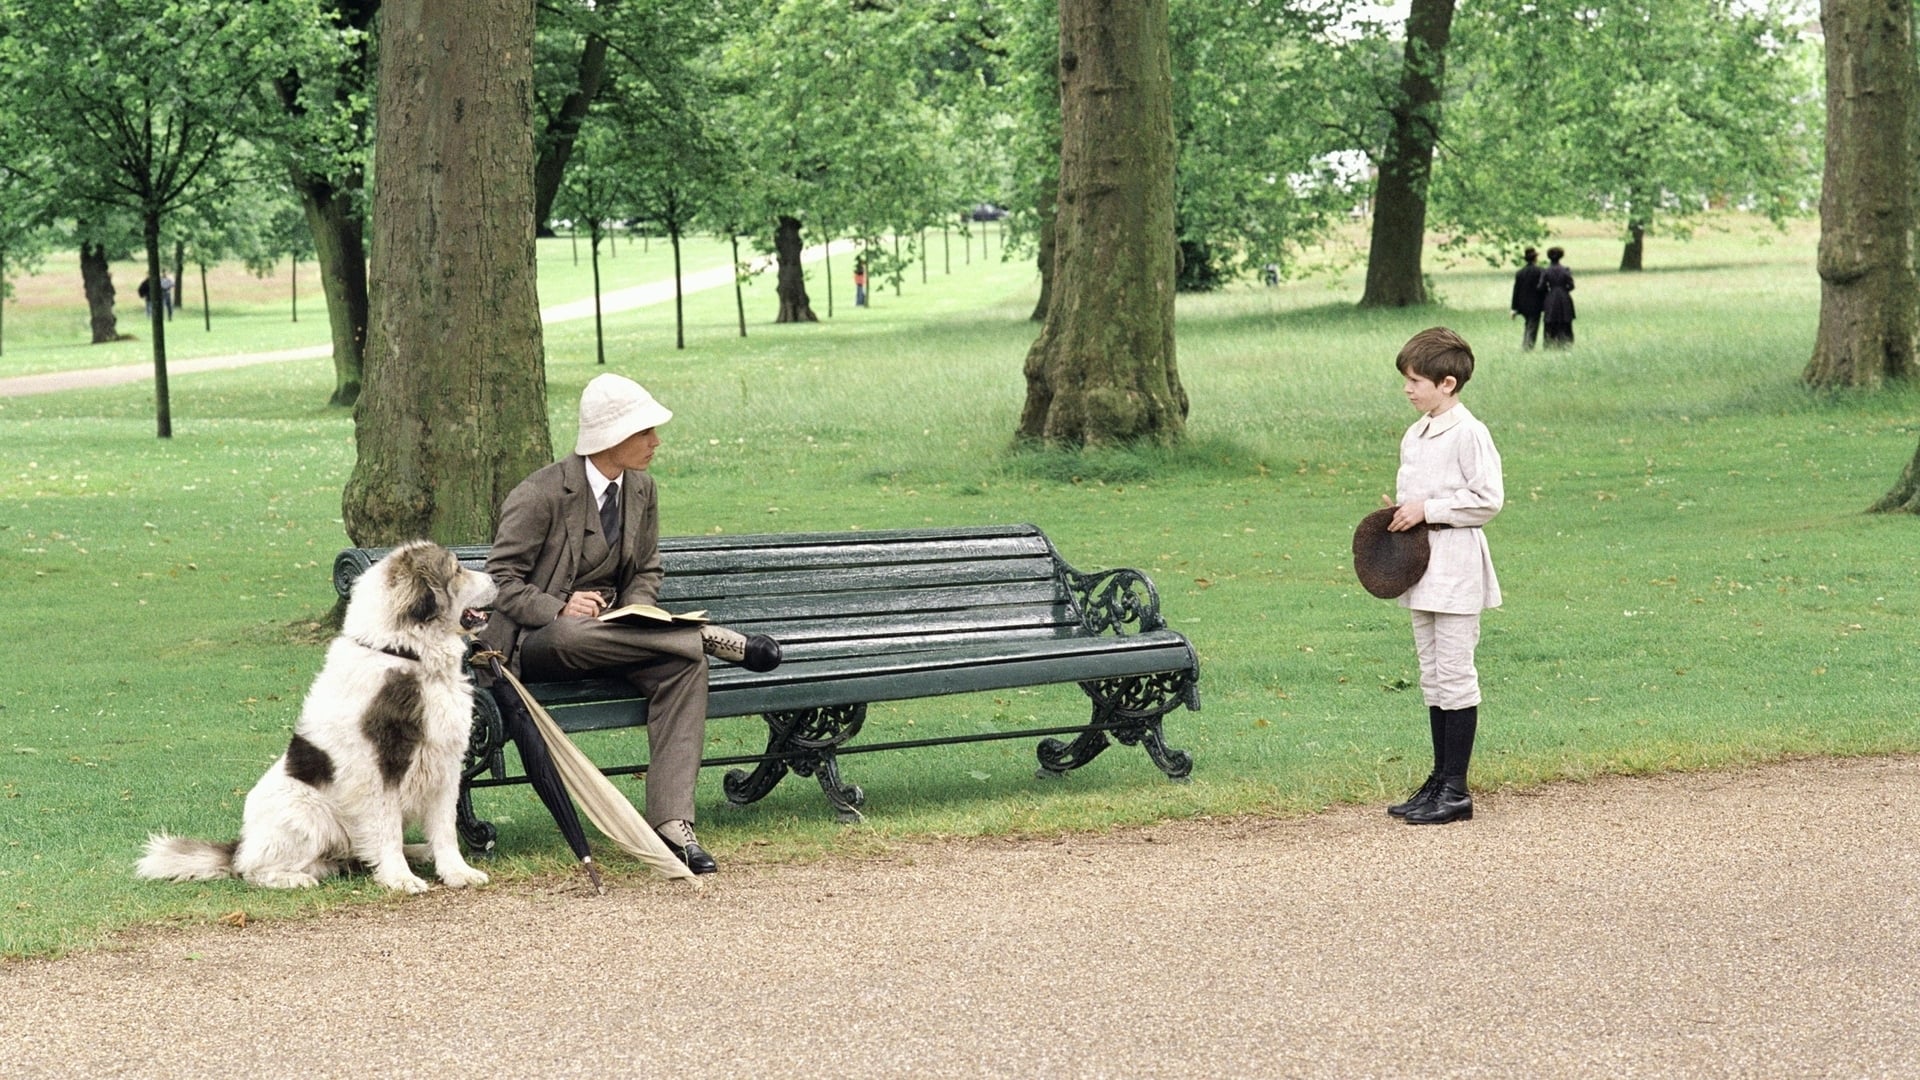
438, 864, 490, 889
375, 870, 432, 894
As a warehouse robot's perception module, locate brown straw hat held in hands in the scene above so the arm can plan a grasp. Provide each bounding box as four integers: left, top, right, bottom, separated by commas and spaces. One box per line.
1352, 506, 1432, 599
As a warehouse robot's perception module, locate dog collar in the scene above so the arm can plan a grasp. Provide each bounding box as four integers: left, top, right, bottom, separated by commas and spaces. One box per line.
354, 638, 420, 662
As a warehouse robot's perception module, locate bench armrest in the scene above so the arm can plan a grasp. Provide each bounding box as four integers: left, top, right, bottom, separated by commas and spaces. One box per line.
333, 548, 380, 599
1065, 566, 1167, 635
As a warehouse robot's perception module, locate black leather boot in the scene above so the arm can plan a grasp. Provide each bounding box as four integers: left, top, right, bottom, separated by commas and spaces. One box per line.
1406, 706, 1476, 825
1388, 773, 1441, 817
1387, 706, 1447, 817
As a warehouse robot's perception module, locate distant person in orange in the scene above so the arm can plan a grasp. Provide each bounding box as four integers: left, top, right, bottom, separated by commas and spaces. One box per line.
853, 259, 869, 307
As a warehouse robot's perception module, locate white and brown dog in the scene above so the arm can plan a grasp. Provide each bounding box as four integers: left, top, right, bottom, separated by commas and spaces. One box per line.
139, 541, 495, 893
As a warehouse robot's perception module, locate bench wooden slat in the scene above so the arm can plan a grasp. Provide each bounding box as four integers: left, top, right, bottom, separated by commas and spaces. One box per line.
672, 582, 1073, 628
658, 555, 1060, 604
709, 613, 1086, 649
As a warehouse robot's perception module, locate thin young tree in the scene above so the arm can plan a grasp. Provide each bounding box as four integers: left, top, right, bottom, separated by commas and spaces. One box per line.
0, 0, 329, 437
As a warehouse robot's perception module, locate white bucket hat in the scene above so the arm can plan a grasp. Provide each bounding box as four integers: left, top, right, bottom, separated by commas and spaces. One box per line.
575, 373, 673, 455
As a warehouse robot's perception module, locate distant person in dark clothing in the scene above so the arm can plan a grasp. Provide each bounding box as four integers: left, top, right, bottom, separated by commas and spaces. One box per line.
1540, 247, 1575, 349
1510, 247, 1546, 350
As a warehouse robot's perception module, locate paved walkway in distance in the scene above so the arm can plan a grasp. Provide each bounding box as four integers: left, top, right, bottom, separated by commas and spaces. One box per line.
0, 240, 856, 399
3, 755, 1915, 1078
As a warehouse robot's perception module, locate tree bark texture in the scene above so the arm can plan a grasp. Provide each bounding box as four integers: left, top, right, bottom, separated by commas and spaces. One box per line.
342, 0, 552, 547
774, 215, 818, 322
1359, 0, 1456, 308
1030, 183, 1058, 322
1016, 0, 1186, 447
80, 242, 118, 344
1807, 0, 1918, 391
296, 177, 371, 406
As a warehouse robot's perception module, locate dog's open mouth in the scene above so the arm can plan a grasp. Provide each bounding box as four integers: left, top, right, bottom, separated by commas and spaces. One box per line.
461, 608, 490, 630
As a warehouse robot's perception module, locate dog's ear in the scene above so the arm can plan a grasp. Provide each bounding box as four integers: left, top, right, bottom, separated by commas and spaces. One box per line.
408, 586, 442, 624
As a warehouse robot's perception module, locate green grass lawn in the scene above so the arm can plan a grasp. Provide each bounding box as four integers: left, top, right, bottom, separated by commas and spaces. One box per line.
0, 233, 742, 376
4, 215, 1917, 958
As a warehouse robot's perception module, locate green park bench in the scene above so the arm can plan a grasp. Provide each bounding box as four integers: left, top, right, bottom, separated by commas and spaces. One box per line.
332, 523, 1199, 848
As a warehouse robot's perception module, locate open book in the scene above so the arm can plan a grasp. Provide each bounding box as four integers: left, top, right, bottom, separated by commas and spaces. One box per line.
598, 603, 710, 626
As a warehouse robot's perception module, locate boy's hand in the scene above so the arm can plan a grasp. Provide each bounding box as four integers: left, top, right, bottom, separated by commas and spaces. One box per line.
1389, 500, 1427, 532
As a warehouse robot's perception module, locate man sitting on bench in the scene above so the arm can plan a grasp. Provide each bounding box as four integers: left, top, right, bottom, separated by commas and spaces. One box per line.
479, 373, 781, 875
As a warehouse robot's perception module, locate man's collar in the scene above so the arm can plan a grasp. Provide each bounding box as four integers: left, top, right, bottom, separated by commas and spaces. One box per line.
584, 456, 620, 502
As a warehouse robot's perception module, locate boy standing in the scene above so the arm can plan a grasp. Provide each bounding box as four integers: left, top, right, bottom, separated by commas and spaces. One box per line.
1383, 328, 1503, 824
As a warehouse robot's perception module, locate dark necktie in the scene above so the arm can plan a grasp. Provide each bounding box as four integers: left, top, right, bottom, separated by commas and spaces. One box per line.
599, 482, 622, 548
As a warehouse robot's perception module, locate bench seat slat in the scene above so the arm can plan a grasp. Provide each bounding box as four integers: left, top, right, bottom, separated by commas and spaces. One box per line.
532, 632, 1197, 732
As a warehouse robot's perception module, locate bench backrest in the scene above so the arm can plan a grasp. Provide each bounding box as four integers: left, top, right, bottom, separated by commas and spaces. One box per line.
335, 524, 1087, 658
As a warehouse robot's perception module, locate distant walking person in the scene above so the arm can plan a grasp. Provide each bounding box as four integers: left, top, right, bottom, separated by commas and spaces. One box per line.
1540, 247, 1575, 349
853, 259, 869, 308
1510, 247, 1546, 350
159, 271, 175, 320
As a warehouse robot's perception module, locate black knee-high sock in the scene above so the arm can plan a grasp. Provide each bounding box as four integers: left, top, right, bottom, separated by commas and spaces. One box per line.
1428, 705, 1445, 776
1442, 706, 1478, 783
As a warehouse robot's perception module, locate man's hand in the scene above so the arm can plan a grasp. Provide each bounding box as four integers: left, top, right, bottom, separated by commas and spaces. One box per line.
561, 591, 609, 618
1389, 499, 1427, 532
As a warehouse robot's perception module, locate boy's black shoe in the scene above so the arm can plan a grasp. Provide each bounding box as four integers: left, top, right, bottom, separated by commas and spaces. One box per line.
1387, 773, 1443, 817
1404, 782, 1473, 824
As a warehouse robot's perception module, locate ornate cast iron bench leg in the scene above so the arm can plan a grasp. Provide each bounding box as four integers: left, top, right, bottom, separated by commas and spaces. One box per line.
1037, 671, 1198, 781
724, 704, 869, 823
456, 693, 508, 852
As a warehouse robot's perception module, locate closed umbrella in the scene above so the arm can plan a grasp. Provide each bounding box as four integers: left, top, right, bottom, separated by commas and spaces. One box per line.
478, 652, 699, 891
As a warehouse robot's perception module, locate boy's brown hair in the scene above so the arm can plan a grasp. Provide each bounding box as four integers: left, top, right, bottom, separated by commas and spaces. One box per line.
1395, 326, 1476, 391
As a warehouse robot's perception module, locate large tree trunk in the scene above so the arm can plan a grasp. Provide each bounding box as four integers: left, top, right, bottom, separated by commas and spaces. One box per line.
1016, 0, 1185, 446
1808, 0, 1917, 392
342, 0, 552, 546
80, 242, 118, 344
296, 176, 371, 406
1359, 0, 1456, 308
774, 215, 818, 323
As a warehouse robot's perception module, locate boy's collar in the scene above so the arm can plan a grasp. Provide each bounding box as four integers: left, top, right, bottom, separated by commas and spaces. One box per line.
1420, 402, 1468, 437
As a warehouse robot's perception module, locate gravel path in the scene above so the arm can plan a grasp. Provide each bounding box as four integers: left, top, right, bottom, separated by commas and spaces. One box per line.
5, 755, 1916, 1079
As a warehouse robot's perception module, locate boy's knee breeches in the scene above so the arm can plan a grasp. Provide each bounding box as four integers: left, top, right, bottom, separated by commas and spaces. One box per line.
1410, 610, 1482, 710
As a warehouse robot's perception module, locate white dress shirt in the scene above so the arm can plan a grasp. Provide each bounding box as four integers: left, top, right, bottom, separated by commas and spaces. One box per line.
1395, 402, 1503, 613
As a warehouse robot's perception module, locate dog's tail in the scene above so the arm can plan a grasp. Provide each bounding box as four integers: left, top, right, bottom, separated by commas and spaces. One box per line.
136, 833, 238, 882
